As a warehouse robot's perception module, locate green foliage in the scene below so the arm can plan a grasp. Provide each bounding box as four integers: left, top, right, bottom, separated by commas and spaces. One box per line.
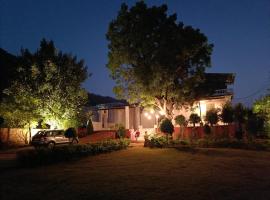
189, 113, 201, 127
0, 89, 41, 128
174, 115, 186, 126
16, 139, 131, 167
234, 103, 246, 124
160, 118, 174, 135
246, 109, 265, 137
205, 108, 219, 126
148, 136, 168, 148
196, 138, 269, 151
106, 2, 213, 118
253, 94, 270, 134
64, 127, 78, 138
234, 103, 247, 140
220, 103, 234, 124
115, 124, 126, 138
0, 39, 89, 129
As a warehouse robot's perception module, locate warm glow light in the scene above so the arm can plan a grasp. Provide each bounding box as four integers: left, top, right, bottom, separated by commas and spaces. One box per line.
155, 114, 159, 119
147, 115, 152, 120
150, 109, 154, 114
144, 112, 149, 117
200, 102, 206, 116
159, 110, 165, 115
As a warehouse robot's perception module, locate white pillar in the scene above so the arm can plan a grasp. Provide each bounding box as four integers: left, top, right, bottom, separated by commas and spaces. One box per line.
125, 106, 130, 129
135, 106, 141, 129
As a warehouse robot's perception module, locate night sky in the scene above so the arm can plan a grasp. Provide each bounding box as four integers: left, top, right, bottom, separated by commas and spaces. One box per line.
1, 0, 269, 106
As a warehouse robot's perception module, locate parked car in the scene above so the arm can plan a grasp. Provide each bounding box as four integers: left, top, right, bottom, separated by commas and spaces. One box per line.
31, 130, 79, 149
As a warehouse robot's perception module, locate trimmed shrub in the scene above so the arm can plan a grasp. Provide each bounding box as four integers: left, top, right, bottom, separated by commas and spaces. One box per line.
195, 138, 269, 151
205, 108, 219, 126
174, 115, 186, 126
87, 119, 94, 135
189, 113, 201, 127
16, 139, 131, 167
115, 124, 126, 138
221, 103, 234, 124
149, 136, 168, 148
64, 127, 78, 138
160, 118, 174, 135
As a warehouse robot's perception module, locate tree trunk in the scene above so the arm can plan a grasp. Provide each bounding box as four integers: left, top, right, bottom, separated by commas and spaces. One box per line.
180, 125, 185, 139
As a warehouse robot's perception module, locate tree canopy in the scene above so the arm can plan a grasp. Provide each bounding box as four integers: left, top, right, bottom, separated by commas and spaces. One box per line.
0, 39, 89, 129
107, 2, 213, 119
253, 94, 270, 134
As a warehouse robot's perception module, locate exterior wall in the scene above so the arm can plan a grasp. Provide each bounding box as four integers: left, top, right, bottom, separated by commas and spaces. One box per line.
140, 112, 156, 128
173, 96, 231, 126
91, 95, 232, 131
173, 124, 236, 140
92, 108, 125, 131
0, 128, 30, 145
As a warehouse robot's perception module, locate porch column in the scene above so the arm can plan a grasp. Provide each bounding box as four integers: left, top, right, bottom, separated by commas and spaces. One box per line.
125, 106, 130, 129
135, 106, 141, 130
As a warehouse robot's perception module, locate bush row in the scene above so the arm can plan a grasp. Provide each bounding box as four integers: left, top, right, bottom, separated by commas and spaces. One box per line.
144, 136, 188, 148
145, 135, 270, 151
195, 138, 270, 151
17, 139, 130, 167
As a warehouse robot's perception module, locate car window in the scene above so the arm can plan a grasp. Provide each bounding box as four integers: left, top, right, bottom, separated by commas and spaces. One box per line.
55, 131, 64, 136
45, 131, 54, 137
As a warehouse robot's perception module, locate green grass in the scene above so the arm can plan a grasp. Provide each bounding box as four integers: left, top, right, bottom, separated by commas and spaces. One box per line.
1, 146, 270, 200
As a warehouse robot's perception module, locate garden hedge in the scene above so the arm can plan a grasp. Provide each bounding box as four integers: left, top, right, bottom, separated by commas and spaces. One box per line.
17, 139, 130, 167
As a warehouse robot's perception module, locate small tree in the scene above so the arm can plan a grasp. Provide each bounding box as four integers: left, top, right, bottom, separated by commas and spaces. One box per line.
220, 103, 234, 124
64, 127, 78, 138
174, 115, 186, 139
205, 108, 219, 126
160, 118, 174, 142
203, 124, 211, 135
189, 113, 201, 140
234, 103, 246, 140
115, 124, 126, 138
189, 113, 201, 127
87, 119, 94, 135
246, 109, 265, 139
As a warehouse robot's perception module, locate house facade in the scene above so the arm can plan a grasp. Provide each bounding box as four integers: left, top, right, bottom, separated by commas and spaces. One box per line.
90, 73, 235, 139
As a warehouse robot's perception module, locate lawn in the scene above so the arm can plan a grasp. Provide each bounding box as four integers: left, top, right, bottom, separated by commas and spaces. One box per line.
1, 145, 270, 200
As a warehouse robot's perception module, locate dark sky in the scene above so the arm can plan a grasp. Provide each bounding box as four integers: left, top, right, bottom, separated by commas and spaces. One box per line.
1, 0, 270, 105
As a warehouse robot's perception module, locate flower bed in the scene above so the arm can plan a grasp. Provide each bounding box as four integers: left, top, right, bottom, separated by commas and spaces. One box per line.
16, 139, 130, 167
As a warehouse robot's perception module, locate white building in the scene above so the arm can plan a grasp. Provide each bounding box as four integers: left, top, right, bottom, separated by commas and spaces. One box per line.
91, 73, 235, 138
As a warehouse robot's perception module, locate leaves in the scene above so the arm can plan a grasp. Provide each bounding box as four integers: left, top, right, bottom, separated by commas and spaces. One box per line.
0, 39, 89, 129
107, 2, 213, 118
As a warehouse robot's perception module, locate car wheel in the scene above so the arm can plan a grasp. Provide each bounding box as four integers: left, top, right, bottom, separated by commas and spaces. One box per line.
47, 142, 55, 149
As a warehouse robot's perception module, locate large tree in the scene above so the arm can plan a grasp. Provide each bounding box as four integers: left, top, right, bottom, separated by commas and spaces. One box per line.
0, 39, 89, 129
107, 2, 213, 119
